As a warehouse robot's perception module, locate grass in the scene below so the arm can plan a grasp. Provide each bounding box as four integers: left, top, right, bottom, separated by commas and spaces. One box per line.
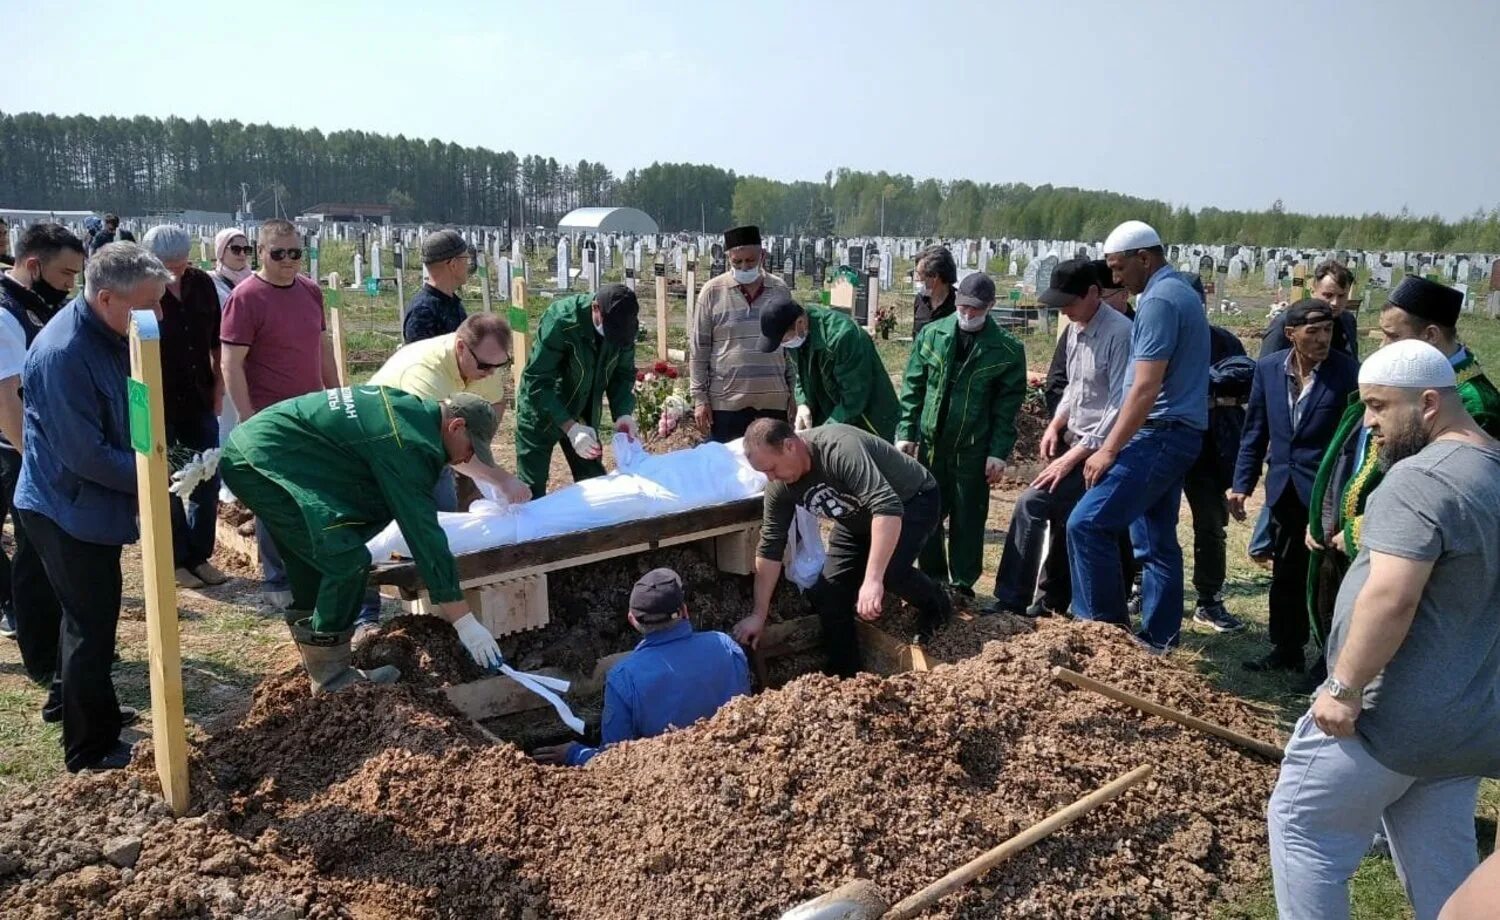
3, 247, 1499, 915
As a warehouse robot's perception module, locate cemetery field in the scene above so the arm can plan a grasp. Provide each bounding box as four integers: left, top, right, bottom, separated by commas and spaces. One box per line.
2, 245, 1498, 917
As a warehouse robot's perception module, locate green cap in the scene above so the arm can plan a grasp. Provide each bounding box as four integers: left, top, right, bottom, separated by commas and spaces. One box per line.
443, 393, 497, 467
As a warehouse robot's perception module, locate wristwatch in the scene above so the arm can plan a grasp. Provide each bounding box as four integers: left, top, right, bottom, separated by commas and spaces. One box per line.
1321, 677, 1362, 701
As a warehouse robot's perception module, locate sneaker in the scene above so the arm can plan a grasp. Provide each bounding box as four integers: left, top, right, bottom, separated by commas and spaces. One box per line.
191, 562, 229, 586
262, 589, 294, 610
174, 567, 205, 589
1025, 598, 1060, 619
79, 740, 133, 772
44, 705, 138, 728
1243, 649, 1304, 673
1127, 586, 1142, 619
1131, 632, 1175, 657
0, 607, 16, 640
1192, 602, 1246, 633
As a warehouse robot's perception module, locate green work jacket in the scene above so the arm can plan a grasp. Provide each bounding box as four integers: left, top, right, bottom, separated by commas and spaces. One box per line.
896, 315, 1027, 465
516, 293, 636, 434
792, 307, 900, 440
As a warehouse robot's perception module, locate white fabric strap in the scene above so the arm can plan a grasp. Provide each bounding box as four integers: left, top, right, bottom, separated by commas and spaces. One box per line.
498, 664, 584, 734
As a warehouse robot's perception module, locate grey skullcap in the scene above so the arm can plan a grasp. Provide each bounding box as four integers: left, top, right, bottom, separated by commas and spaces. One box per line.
421, 229, 468, 265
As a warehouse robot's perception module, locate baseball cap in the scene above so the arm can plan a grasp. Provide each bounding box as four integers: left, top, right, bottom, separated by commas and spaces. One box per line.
629, 568, 685, 623
421, 229, 468, 265
757, 298, 807, 353
1039, 259, 1099, 307
595, 283, 640, 348
1283, 300, 1334, 327
1089, 259, 1121, 291
955, 272, 997, 308
443, 393, 498, 466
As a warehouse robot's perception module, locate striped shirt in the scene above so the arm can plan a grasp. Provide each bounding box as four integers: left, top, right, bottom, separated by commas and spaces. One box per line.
690, 271, 796, 413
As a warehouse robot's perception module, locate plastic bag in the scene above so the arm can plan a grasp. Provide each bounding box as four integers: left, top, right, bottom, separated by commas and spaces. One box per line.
785, 508, 825, 590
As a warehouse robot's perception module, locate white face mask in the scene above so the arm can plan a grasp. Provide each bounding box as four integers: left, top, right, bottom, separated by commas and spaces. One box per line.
594, 321, 605, 337
957, 313, 986, 333
916, 280, 930, 297
782, 334, 806, 350
733, 266, 761, 285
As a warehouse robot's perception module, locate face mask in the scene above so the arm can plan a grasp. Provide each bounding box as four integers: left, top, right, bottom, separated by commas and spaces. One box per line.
782, 334, 806, 350
30, 277, 70, 309
594, 321, 605, 337
957, 313, 986, 333
733, 267, 760, 286
917, 281, 930, 297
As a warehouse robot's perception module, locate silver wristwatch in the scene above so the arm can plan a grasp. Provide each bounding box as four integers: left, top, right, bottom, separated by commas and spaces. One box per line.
1322, 677, 1362, 701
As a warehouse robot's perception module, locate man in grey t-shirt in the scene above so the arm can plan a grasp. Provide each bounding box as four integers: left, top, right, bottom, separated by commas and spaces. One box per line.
1268, 340, 1500, 920
731, 420, 950, 677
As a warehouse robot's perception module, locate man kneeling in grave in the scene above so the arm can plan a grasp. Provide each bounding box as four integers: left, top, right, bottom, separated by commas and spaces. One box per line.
733, 419, 952, 677
533, 568, 750, 766
219, 387, 507, 694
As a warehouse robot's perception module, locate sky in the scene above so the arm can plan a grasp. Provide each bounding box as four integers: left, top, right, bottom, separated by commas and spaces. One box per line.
3, 0, 1497, 220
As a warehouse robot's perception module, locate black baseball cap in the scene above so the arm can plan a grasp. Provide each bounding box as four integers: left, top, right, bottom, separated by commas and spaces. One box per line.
629, 568, 685, 623
1039, 259, 1099, 307
595, 283, 640, 348
1090, 259, 1122, 291
757, 298, 806, 353
955, 272, 996, 308
1284, 300, 1334, 327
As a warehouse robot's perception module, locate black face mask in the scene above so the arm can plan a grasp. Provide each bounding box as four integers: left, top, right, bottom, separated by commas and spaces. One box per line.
30, 277, 70, 310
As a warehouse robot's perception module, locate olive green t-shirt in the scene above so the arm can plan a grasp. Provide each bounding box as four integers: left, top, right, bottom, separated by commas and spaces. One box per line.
758, 423, 936, 561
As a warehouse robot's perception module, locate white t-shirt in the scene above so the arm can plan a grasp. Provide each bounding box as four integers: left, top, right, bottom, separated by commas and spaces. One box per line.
0, 309, 28, 452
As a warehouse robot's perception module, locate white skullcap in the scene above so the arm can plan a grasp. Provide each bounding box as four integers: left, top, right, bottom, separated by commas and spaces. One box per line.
1103, 220, 1163, 255
1358, 339, 1456, 389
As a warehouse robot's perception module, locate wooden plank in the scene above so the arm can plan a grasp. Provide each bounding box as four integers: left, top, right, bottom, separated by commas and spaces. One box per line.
329, 305, 348, 388
855, 621, 918, 676
510, 276, 529, 394
129, 311, 190, 816
370, 497, 763, 593
715, 524, 760, 575
444, 668, 572, 722
654, 266, 669, 360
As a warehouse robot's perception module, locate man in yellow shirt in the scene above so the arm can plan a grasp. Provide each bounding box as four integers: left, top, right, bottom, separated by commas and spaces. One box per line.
355, 313, 530, 642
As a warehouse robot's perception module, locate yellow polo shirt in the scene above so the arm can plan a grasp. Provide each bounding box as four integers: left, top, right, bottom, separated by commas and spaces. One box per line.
368, 333, 507, 404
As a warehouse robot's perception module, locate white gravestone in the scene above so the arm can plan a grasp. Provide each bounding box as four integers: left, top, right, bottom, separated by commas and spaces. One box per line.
556, 237, 570, 291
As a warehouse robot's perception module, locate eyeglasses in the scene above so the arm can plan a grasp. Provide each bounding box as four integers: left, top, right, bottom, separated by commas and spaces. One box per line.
474, 355, 512, 372
267, 248, 304, 262
227, 244, 253, 256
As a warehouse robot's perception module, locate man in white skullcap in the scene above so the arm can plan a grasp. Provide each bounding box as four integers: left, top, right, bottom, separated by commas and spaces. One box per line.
1064, 220, 1210, 652
1268, 339, 1500, 920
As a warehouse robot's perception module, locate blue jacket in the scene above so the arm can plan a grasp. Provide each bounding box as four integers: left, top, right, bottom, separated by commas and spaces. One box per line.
567, 620, 750, 766
14, 296, 138, 545
1232, 348, 1359, 507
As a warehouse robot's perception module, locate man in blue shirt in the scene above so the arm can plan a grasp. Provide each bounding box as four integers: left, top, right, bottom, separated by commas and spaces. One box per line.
533, 568, 750, 766
401, 229, 472, 344
15, 242, 173, 771
1066, 221, 1210, 652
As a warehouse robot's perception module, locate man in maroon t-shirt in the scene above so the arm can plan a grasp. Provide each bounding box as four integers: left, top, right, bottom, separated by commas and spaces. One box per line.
221, 218, 339, 608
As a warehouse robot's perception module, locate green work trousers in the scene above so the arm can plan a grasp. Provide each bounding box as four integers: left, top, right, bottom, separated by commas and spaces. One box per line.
514, 420, 608, 499
916, 450, 991, 591
219, 455, 374, 632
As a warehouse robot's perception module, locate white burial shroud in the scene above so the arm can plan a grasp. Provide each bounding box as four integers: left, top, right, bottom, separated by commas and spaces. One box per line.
365, 435, 768, 562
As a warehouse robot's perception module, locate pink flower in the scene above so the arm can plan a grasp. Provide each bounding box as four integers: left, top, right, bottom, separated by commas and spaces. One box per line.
644, 372, 658, 383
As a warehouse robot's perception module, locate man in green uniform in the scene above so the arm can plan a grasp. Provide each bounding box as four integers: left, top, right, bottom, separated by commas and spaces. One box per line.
514, 283, 639, 497
756, 299, 900, 439
1306, 275, 1500, 674
220, 387, 506, 694
895, 273, 1027, 599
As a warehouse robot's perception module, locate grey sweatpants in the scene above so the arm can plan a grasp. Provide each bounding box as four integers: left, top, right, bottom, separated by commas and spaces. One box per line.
1268, 713, 1481, 920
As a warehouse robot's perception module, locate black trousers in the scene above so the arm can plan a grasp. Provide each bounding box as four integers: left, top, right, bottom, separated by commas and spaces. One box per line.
994, 465, 1087, 611
1181, 465, 1229, 606
810, 487, 951, 677
17, 508, 125, 771
710, 408, 786, 443
1268, 490, 1312, 658
1, 449, 62, 683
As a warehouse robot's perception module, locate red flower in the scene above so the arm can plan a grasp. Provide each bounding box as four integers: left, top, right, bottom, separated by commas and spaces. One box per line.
664, 367, 679, 379
653, 359, 670, 373
635, 371, 645, 382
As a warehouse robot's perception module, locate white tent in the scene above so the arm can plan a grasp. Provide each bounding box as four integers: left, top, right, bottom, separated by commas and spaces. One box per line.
557, 207, 659, 235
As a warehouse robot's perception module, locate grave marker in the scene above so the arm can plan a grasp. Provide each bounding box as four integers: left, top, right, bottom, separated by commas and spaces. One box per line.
654, 258, 669, 360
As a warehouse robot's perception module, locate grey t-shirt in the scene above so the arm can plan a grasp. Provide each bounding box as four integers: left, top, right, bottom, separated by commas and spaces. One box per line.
1327, 440, 1500, 778
758, 424, 936, 561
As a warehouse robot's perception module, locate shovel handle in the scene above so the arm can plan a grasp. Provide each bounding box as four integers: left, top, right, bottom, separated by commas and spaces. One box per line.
884, 765, 1152, 920
1051, 667, 1284, 762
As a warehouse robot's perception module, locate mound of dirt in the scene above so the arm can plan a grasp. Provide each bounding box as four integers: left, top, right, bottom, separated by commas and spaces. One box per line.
643, 424, 706, 454
354, 615, 484, 688
0, 616, 1280, 920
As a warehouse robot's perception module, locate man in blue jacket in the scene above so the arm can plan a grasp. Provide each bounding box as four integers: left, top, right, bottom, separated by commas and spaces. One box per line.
1228, 301, 1359, 675
15, 242, 172, 772
532, 568, 750, 766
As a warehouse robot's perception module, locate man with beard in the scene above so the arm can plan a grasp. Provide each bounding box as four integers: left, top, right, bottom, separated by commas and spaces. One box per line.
1268, 339, 1500, 920
0, 224, 82, 650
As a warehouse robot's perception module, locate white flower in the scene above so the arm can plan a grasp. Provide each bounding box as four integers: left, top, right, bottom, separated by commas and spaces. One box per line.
643, 372, 658, 383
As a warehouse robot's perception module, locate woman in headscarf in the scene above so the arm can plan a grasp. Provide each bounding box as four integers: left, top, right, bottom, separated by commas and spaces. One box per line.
208, 227, 253, 306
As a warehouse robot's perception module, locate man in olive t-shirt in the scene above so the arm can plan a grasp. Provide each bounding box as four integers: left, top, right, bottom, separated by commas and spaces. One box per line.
731, 420, 951, 676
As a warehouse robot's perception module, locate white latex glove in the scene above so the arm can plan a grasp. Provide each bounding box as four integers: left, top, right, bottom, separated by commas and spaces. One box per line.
614, 415, 639, 441
794, 405, 814, 431
452, 613, 503, 671
895, 440, 918, 458
568, 423, 601, 458
985, 456, 1006, 485
169, 459, 204, 496
200, 447, 222, 478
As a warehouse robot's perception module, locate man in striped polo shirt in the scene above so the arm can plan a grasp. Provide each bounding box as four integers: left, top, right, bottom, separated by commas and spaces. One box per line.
690, 225, 795, 442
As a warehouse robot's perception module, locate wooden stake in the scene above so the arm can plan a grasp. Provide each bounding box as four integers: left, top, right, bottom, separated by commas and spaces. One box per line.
684, 262, 697, 342
1051, 667, 1284, 761
654, 259, 669, 360
127, 310, 190, 816
884, 765, 1153, 920
329, 305, 349, 388
510, 275, 530, 394
478, 250, 493, 314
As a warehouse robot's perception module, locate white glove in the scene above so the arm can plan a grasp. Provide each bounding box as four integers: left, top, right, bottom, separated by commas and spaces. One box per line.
985, 457, 1006, 481
794, 405, 814, 431
453, 613, 503, 671
896, 440, 918, 458
568, 423, 601, 457
614, 415, 639, 441
169, 459, 205, 496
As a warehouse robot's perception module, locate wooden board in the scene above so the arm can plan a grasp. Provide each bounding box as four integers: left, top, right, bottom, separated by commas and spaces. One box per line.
856, 621, 928, 675
370, 497, 763, 595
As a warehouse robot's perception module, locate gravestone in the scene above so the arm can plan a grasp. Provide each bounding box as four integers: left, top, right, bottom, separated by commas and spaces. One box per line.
1227, 257, 1246, 284
813, 258, 826, 286
1263, 260, 1278, 288
623, 251, 637, 292
1026, 254, 1058, 294
1007, 258, 1019, 277
497, 257, 512, 300
1197, 254, 1215, 278
556, 237, 570, 291
879, 249, 893, 291
1457, 258, 1471, 283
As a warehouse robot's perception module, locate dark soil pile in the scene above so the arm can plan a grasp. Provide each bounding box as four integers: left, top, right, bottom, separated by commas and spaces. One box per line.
0, 617, 1279, 920
354, 615, 485, 688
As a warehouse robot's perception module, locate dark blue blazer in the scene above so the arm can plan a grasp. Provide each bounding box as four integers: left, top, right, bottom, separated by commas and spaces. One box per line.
1232, 349, 1359, 507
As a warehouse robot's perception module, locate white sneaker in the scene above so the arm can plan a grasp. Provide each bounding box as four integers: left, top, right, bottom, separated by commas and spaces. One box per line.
262, 590, 293, 610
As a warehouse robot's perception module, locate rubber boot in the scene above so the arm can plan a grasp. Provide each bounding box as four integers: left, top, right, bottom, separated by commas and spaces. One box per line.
288, 617, 400, 695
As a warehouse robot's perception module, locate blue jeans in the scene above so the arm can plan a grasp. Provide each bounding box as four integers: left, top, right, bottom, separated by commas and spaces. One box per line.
166, 412, 221, 570
1066, 424, 1200, 647
355, 467, 459, 627
256, 517, 289, 593
1248, 504, 1274, 558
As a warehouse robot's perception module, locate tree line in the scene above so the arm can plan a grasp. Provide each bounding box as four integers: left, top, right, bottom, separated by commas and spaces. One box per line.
2, 111, 1496, 252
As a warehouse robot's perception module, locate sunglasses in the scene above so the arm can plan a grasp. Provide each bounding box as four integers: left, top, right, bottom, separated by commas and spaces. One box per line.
227, 244, 253, 256
474, 355, 512, 372
267, 248, 303, 262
